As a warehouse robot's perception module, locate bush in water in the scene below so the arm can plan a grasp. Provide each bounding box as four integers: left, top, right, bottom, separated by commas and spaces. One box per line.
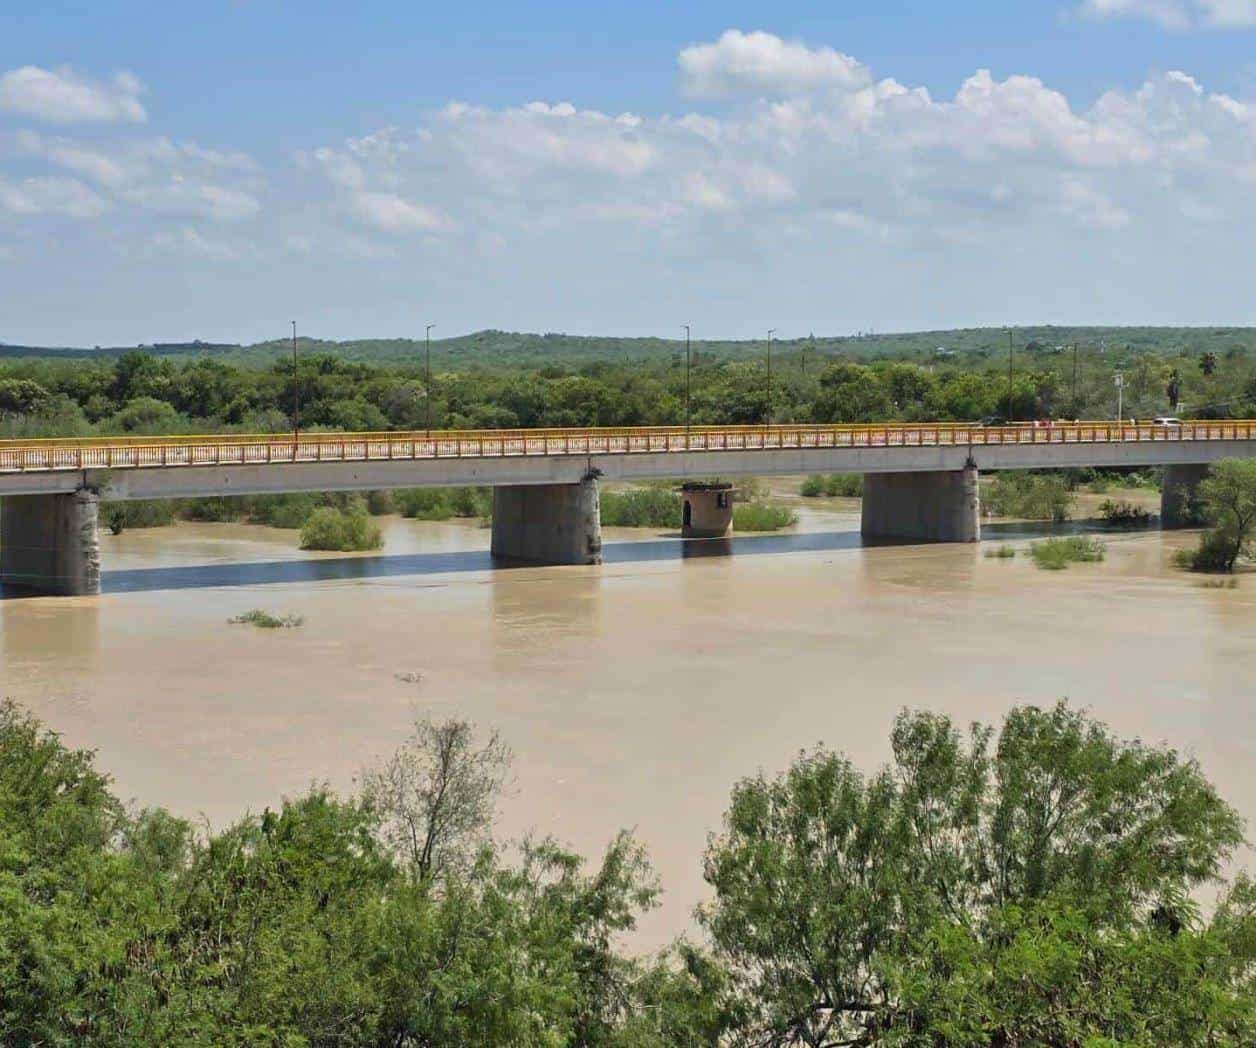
300, 499, 383, 551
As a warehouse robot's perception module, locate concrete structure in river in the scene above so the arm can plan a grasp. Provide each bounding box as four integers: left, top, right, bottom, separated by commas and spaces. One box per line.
2, 421, 1254, 595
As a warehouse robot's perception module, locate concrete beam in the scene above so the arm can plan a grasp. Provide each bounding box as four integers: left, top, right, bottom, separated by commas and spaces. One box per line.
1, 489, 101, 595
1161, 463, 1210, 528
490, 477, 602, 565
1, 438, 1255, 501
861, 464, 980, 544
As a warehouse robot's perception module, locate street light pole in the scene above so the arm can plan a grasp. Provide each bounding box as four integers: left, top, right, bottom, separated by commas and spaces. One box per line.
425, 323, 436, 436
683, 324, 691, 444
1006, 329, 1015, 422
291, 321, 300, 443
1071, 342, 1079, 412
766, 328, 776, 427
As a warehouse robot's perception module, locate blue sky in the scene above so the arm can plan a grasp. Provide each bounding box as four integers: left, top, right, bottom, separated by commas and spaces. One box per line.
3, 2, 1256, 345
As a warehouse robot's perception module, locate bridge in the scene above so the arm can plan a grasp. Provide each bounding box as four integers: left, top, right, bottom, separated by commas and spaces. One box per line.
2, 420, 1254, 595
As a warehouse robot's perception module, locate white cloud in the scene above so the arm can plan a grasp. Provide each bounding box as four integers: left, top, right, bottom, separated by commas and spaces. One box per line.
15, 130, 262, 221
1077, 0, 1256, 27
0, 66, 146, 123
679, 29, 871, 97
0, 174, 108, 217
351, 191, 453, 233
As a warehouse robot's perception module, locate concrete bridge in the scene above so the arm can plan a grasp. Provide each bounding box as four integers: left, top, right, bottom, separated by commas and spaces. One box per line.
2, 420, 1254, 595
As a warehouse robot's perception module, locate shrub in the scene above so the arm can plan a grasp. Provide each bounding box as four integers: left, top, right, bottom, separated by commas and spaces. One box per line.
1174, 529, 1240, 573
244, 493, 319, 529
300, 502, 383, 551
1098, 499, 1151, 527
733, 502, 798, 532
366, 489, 395, 516
181, 496, 245, 522
986, 472, 1074, 521
228, 609, 304, 629
984, 544, 1016, 559
600, 488, 682, 527
1030, 536, 1106, 570
103, 499, 179, 534
800, 473, 863, 498
394, 487, 491, 521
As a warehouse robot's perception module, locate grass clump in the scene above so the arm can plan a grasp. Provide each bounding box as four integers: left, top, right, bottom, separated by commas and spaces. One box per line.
985, 472, 1074, 522
104, 499, 179, 535
299, 499, 384, 551
228, 609, 304, 629
600, 488, 682, 528
800, 473, 863, 498
733, 502, 798, 532
1030, 536, 1106, 571
984, 544, 1017, 560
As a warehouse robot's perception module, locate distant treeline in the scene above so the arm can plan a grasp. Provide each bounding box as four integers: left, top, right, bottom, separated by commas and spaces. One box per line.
2, 328, 1255, 443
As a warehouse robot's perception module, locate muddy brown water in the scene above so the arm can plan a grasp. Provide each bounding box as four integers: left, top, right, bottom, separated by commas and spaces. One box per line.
1, 501, 1252, 949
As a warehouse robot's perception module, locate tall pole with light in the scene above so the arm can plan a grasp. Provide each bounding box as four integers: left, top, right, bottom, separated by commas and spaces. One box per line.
766, 328, 776, 428
291, 321, 300, 444
683, 324, 691, 445
425, 323, 436, 436
1005, 328, 1015, 422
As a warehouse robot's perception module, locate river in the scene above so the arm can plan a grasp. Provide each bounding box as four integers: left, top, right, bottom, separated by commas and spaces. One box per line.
1, 487, 1252, 948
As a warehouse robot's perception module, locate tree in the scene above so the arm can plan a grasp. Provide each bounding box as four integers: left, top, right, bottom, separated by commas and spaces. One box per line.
1166, 366, 1182, 409
360, 715, 512, 880
1200, 351, 1219, 376
1179, 458, 1256, 572
700, 702, 1252, 1047
0, 378, 51, 417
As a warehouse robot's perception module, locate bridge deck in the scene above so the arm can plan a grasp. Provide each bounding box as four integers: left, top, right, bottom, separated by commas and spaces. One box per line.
3, 420, 1254, 473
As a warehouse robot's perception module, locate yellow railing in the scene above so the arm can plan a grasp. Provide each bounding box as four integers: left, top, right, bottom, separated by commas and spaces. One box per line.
1, 421, 1254, 474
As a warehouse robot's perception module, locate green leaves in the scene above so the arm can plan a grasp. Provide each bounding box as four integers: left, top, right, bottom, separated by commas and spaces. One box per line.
701, 702, 1252, 1047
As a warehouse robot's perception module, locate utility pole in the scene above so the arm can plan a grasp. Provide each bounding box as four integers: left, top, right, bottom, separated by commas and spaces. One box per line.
425, 323, 436, 435
683, 325, 691, 443
1115, 372, 1125, 425
291, 321, 300, 443
766, 328, 776, 427
1006, 328, 1015, 422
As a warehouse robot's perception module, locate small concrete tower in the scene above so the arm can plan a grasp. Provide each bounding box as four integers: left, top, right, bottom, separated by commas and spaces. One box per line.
680, 482, 734, 538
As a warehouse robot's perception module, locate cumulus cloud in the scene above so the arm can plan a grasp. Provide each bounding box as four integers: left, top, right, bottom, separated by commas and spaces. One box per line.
1077, 0, 1256, 27
351, 191, 453, 233
679, 29, 871, 97
0, 65, 146, 123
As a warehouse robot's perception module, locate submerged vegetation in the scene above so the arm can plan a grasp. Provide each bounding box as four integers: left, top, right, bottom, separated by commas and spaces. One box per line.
227, 609, 304, 629
984, 543, 1017, 559
1098, 498, 1153, 527
1030, 535, 1107, 570
0, 698, 1250, 1045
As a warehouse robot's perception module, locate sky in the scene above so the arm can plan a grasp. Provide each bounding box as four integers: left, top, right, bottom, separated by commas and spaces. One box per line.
3, 2, 1256, 346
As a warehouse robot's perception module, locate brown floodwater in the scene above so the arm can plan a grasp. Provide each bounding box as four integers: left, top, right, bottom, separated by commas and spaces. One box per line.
1, 500, 1252, 949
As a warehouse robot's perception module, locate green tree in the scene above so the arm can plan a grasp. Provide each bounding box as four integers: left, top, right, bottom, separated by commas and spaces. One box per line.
701, 702, 1252, 1047
1180, 459, 1256, 572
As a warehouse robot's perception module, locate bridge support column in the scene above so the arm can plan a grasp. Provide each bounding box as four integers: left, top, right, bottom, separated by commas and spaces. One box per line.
0, 489, 102, 595
490, 476, 602, 565
861, 463, 980, 544
1161, 464, 1210, 528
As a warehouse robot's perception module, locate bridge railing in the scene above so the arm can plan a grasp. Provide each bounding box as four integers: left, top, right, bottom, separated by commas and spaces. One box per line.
1, 421, 1254, 473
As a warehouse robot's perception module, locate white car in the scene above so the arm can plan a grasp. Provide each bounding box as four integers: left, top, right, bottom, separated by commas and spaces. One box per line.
1151, 417, 1183, 426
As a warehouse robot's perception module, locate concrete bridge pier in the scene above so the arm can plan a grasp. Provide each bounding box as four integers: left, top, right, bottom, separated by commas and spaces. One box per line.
0, 489, 102, 595
861, 462, 981, 544
1161, 463, 1210, 528
490, 475, 603, 565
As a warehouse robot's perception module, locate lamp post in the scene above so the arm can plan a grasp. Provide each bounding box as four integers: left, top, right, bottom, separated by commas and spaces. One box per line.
683, 324, 691, 444
425, 323, 436, 436
291, 321, 300, 444
766, 328, 776, 427
1006, 328, 1015, 422
1114, 372, 1125, 425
